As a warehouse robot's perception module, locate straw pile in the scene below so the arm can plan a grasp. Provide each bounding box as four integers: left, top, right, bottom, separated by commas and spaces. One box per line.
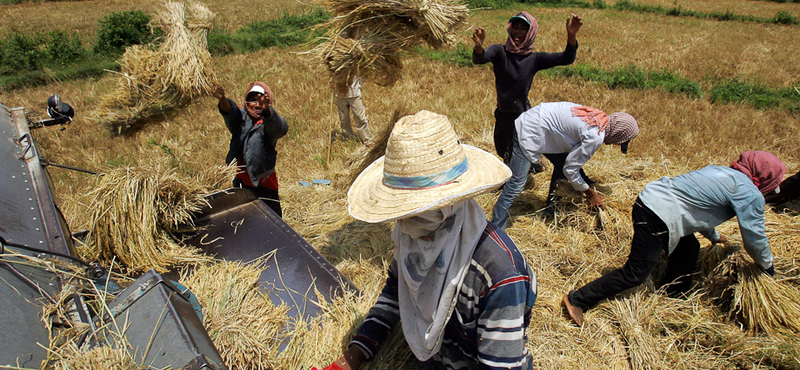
180, 259, 290, 369
53, 343, 148, 370
94, 1, 217, 134
700, 244, 800, 336
179, 257, 395, 369
310, 0, 469, 90
82, 162, 233, 273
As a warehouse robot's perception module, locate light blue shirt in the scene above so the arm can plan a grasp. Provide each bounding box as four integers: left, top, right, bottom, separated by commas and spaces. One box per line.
515, 102, 605, 192
640, 165, 772, 269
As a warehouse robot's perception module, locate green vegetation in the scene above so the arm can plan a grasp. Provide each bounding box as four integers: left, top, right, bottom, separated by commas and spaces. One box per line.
414, 44, 473, 67
94, 10, 157, 55
545, 64, 703, 98
207, 9, 329, 55
709, 78, 800, 113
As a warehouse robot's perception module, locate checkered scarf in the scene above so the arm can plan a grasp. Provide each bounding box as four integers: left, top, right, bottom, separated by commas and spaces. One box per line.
604, 112, 639, 145
731, 151, 786, 193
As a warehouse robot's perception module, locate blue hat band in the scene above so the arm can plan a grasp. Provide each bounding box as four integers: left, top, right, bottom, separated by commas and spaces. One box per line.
383, 158, 469, 190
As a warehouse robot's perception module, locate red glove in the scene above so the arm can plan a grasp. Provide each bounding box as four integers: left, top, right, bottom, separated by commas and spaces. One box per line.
311, 363, 343, 370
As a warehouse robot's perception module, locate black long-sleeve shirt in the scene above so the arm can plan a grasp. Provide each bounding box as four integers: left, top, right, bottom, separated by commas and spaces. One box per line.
473, 43, 577, 113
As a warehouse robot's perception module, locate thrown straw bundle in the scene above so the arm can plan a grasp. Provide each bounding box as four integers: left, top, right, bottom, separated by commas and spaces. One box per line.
83, 162, 232, 273
311, 0, 469, 89
94, 1, 217, 134
701, 244, 800, 336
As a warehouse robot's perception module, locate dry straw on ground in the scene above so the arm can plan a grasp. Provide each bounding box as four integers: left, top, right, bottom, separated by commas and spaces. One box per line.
93, 1, 217, 134
310, 0, 469, 90
82, 162, 232, 273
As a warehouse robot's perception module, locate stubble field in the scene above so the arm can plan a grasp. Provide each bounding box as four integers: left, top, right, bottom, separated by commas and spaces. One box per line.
2, 0, 800, 369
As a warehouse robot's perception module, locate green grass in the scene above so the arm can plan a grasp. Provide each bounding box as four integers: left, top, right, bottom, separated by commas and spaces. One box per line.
709, 78, 800, 113
207, 8, 329, 55
545, 64, 703, 99
413, 44, 473, 67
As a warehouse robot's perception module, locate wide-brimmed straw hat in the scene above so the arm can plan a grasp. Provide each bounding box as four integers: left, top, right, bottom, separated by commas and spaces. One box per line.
348, 110, 511, 223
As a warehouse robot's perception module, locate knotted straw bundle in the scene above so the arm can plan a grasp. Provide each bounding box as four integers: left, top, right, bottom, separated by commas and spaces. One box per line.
94, 1, 217, 134
700, 244, 800, 336
310, 0, 469, 89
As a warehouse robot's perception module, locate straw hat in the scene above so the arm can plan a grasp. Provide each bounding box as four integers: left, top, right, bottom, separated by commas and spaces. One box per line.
347, 110, 511, 223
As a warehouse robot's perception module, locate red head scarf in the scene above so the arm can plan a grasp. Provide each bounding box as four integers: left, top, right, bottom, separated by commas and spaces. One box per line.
731, 151, 786, 193
243, 81, 274, 119
504, 11, 539, 55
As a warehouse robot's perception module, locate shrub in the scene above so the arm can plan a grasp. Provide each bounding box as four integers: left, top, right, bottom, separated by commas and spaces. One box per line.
772, 11, 799, 25
94, 10, 155, 55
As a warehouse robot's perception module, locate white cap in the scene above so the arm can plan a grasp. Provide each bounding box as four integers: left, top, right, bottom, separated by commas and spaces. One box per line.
247, 85, 266, 95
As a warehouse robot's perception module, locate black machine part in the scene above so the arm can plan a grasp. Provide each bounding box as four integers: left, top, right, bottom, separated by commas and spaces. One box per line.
179, 188, 360, 319
95, 269, 227, 370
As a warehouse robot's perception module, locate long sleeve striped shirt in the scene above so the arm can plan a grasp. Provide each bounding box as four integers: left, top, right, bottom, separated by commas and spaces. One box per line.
351, 223, 537, 370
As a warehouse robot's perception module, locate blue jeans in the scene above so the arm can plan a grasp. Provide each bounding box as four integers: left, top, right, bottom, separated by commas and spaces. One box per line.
491, 134, 531, 230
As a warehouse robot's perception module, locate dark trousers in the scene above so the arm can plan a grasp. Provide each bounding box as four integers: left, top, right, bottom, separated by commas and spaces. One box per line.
569, 198, 701, 310
493, 109, 522, 163
542, 152, 594, 206
233, 178, 282, 218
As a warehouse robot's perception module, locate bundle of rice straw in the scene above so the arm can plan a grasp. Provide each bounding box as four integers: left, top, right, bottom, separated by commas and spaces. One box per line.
83, 162, 233, 273
598, 291, 666, 370
53, 342, 148, 370
701, 244, 800, 336
180, 259, 290, 369
94, 1, 217, 134
310, 0, 469, 89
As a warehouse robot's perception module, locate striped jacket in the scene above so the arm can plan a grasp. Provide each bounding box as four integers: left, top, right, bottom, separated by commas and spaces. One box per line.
351, 223, 537, 370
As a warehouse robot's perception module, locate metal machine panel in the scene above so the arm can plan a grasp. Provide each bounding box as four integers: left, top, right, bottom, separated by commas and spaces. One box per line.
181, 188, 359, 319
0, 103, 71, 367
0, 103, 72, 255
98, 270, 226, 370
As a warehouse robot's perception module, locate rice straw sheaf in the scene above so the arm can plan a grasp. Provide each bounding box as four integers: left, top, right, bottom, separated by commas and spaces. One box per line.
52, 341, 149, 370
180, 259, 289, 369
83, 162, 232, 273
94, 1, 217, 134
597, 291, 666, 370
700, 244, 800, 336
313, 0, 468, 89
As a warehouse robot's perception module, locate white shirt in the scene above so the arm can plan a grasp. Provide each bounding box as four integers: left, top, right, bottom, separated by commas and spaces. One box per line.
343, 76, 362, 98
515, 102, 605, 192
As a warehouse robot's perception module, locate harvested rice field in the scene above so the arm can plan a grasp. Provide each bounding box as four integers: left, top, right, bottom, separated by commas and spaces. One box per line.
1, 0, 799, 369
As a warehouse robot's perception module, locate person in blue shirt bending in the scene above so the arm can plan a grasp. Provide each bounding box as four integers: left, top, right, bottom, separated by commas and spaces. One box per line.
563, 151, 786, 327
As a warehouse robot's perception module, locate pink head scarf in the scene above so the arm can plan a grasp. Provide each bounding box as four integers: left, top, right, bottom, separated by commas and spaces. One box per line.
243, 81, 274, 119
731, 151, 786, 193
504, 11, 539, 55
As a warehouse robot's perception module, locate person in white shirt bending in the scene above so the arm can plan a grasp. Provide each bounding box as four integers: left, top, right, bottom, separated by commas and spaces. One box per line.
491, 101, 639, 229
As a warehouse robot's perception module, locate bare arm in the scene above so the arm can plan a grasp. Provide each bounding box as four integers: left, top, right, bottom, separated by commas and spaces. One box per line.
472, 27, 486, 55
212, 86, 231, 113
566, 13, 582, 47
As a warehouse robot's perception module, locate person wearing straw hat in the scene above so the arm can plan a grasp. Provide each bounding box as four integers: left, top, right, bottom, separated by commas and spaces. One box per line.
563, 151, 786, 327
491, 102, 639, 229
212, 82, 288, 217
317, 111, 537, 370
472, 11, 582, 165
